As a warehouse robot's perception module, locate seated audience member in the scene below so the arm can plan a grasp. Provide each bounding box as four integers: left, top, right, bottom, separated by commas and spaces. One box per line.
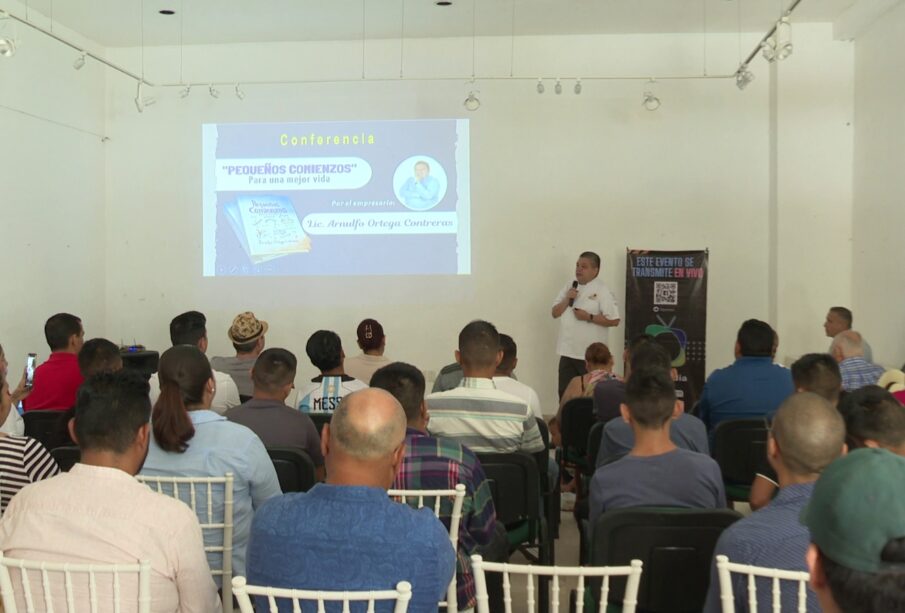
372, 362, 506, 611
42, 337, 125, 451
297, 330, 368, 414
432, 361, 464, 393
0, 343, 27, 434
697, 319, 794, 435
226, 348, 324, 479
492, 334, 542, 419
801, 448, 905, 613
824, 306, 873, 363
142, 345, 281, 582
344, 319, 392, 384
837, 386, 905, 454
750, 353, 843, 510
149, 311, 240, 413
211, 311, 268, 399
559, 342, 618, 408
592, 334, 654, 424
831, 330, 885, 391
589, 367, 725, 523
0, 370, 219, 612
22, 313, 85, 411
597, 343, 708, 467
426, 320, 545, 454
247, 389, 455, 612
0, 368, 59, 512
703, 392, 847, 612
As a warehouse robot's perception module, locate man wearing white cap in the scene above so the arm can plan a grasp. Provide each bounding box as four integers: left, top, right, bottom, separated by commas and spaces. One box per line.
211, 312, 268, 399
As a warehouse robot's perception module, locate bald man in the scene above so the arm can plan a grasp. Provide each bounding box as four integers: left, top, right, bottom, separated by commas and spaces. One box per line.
831, 330, 885, 391
703, 392, 847, 612
246, 389, 455, 611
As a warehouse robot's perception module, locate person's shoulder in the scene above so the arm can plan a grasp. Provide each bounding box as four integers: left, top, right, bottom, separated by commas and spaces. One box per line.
676, 413, 706, 430
209, 355, 228, 368
344, 378, 368, 391
673, 447, 721, 471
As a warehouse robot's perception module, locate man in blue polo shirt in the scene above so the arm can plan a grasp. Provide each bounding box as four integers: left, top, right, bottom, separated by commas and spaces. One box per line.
696, 319, 794, 437
247, 388, 455, 611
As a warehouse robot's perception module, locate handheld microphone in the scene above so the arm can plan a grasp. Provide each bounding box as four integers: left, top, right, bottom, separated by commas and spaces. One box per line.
568, 280, 578, 307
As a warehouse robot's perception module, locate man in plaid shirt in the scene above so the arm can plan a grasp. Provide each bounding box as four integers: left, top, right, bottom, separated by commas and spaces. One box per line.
372, 362, 508, 611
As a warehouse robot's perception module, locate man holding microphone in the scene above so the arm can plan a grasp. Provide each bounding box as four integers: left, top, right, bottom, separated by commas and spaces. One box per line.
551, 252, 621, 399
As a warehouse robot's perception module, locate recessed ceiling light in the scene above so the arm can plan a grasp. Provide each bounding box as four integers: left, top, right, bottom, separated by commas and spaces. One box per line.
158, 9, 176, 16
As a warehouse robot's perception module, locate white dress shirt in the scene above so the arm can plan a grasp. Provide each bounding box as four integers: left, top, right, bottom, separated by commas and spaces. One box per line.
553, 276, 620, 360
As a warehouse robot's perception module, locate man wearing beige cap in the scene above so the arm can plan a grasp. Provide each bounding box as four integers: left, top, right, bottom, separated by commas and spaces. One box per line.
801, 448, 905, 612
211, 312, 268, 400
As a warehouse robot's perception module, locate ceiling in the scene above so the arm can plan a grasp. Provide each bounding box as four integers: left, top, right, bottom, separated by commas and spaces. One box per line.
10, 0, 857, 48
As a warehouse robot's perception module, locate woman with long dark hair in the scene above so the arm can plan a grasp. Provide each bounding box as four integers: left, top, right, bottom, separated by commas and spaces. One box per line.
141, 345, 281, 583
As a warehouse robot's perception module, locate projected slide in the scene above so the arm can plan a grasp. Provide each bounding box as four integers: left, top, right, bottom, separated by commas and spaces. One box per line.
201, 119, 471, 277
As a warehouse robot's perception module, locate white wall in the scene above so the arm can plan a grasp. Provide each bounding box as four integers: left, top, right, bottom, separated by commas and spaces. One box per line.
851, 2, 905, 369
0, 17, 859, 411
99, 29, 853, 412
0, 14, 107, 372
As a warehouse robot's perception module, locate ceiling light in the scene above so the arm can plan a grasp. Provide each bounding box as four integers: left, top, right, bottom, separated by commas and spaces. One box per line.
435, 1, 453, 5
209, 84, 220, 99
642, 79, 660, 111
775, 16, 793, 60
574, 79, 582, 95
761, 38, 777, 63
536, 78, 544, 94
735, 67, 755, 90
179, 85, 191, 98
159, 9, 176, 15
73, 53, 86, 70
235, 84, 245, 100
134, 82, 156, 113
463, 91, 480, 111
0, 39, 14, 57
554, 79, 562, 95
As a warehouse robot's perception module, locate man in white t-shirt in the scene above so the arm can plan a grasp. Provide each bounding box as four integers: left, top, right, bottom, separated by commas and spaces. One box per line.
297, 330, 367, 414
148, 311, 240, 414
551, 252, 621, 399
492, 333, 543, 420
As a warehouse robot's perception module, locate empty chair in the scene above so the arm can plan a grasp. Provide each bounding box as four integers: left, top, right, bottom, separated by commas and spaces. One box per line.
591, 507, 743, 613
712, 418, 769, 502
470, 554, 643, 613
232, 576, 412, 613
267, 447, 317, 493
388, 484, 466, 612
715, 555, 810, 613
137, 472, 234, 613
0, 552, 151, 613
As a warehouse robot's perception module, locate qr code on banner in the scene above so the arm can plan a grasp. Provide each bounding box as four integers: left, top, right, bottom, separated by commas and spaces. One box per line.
654, 281, 678, 306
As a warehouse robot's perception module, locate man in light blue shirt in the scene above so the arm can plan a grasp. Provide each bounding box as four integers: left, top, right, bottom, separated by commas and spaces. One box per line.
400, 160, 441, 209
248, 389, 455, 612
831, 330, 885, 391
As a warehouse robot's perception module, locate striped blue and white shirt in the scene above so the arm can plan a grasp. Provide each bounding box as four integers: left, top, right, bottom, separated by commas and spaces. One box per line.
425, 377, 545, 454
838, 357, 885, 392
297, 375, 368, 414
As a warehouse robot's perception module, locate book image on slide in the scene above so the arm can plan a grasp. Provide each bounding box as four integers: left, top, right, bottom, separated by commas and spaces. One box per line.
223, 195, 311, 265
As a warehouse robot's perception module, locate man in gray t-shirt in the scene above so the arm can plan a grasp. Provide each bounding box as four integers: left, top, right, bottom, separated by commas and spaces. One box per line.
597, 412, 709, 468
588, 357, 725, 524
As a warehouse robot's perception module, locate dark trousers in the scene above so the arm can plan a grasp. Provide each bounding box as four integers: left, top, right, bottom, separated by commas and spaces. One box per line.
558, 356, 587, 399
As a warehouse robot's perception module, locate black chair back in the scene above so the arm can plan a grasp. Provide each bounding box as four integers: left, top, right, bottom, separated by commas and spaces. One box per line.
267, 447, 317, 493
591, 507, 742, 612
560, 398, 595, 466
50, 446, 81, 472
476, 452, 541, 525
308, 413, 331, 436
712, 418, 769, 484
586, 421, 605, 469
24, 410, 69, 450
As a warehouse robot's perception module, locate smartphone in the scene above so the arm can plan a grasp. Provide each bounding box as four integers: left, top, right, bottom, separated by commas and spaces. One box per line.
25, 353, 36, 390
